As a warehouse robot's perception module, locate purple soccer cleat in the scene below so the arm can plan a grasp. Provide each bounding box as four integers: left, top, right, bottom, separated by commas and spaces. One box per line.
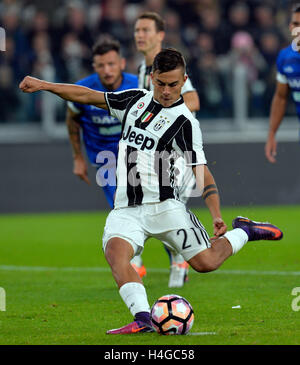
232, 216, 283, 241
106, 320, 154, 335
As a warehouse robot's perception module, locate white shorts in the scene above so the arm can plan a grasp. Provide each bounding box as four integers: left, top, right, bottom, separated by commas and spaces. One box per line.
102, 199, 211, 261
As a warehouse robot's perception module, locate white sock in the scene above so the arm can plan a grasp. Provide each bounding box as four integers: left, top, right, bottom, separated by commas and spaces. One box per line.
171, 252, 185, 264
224, 228, 248, 255
119, 282, 150, 317
130, 255, 143, 267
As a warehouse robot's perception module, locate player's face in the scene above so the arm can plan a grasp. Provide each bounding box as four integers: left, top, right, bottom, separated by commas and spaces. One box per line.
134, 19, 164, 55
289, 12, 300, 37
151, 68, 187, 107
93, 50, 125, 90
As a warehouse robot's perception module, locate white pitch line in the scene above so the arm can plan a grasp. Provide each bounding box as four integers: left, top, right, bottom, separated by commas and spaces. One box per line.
212, 269, 300, 276
0, 265, 300, 276
187, 332, 217, 336
0, 265, 109, 272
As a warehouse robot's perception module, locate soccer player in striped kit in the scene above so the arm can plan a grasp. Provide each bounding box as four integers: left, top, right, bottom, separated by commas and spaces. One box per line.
20, 48, 283, 335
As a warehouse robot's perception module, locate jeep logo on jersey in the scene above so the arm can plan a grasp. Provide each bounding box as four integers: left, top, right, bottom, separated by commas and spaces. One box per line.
122, 125, 155, 151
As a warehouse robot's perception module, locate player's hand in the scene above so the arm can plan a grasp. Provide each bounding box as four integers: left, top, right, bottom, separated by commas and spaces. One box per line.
73, 156, 90, 185
211, 217, 227, 239
265, 135, 277, 163
19, 76, 44, 93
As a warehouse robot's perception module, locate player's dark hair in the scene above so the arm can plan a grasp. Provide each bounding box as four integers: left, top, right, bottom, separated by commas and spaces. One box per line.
92, 38, 121, 57
137, 11, 165, 32
292, 3, 300, 13
152, 48, 186, 74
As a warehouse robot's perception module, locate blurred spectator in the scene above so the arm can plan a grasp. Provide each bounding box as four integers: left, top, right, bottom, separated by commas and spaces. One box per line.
62, 3, 93, 48
164, 10, 189, 56
60, 32, 91, 82
218, 31, 267, 116
227, 2, 252, 38
181, 23, 198, 47
47, 2, 91, 80
218, 31, 266, 84
0, 35, 24, 123
0, 64, 20, 122
252, 4, 284, 45
97, 0, 131, 52
191, 52, 229, 118
1, 5, 31, 82
168, 0, 200, 25
124, 2, 143, 26
189, 28, 229, 117
258, 31, 282, 116
140, 0, 167, 16
26, 10, 51, 46
259, 31, 281, 66
0, 0, 24, 18
193, 0, 220, 13
28, 31, 56, 121
194, 32, 215, 56
197, 7, 232, 54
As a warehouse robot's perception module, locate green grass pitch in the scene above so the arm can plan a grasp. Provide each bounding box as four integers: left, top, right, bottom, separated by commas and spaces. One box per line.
0, 205, 299, 345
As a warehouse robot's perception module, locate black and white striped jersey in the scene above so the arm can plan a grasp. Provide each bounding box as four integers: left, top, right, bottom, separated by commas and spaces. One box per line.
104, 89, 206, 209
138, 60, 196, 94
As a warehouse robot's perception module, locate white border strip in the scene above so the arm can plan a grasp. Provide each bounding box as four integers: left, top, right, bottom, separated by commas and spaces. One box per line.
0, 265, 300, 276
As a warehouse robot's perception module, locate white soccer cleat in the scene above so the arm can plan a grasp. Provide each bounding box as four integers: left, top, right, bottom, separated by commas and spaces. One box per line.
168, 262, 189, 288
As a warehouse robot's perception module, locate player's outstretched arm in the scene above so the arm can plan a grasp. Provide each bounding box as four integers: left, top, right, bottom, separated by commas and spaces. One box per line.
19, 76, 108, 110
265, 81, 289, 163
193, 165, 227, 238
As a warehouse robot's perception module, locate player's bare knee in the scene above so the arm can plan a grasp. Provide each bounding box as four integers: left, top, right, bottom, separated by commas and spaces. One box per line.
104, 243, 117, 267
105, 238, 133, 267
105, 239, 120, 266
197, 262, 217, 273
189, 257, 218, 273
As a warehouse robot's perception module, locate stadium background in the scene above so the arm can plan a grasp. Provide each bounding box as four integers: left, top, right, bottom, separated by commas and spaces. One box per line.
1, 0, 300, 213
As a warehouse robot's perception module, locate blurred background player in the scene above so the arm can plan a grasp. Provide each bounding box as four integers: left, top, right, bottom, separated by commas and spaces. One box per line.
265, 3, 300, 163
132, 11, 200, 287
66, 37, 137, 207
135, 11, 200, 112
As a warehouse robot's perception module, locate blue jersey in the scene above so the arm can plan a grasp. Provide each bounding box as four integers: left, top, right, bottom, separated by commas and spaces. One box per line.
276, 45, 300, 118
67, 72, 138, 164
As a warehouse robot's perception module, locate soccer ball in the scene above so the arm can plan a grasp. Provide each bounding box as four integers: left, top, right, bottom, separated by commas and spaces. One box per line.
150, 294, 194, 335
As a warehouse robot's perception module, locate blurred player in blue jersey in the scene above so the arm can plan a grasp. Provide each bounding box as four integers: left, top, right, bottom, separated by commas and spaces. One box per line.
66, 38, 138, 207
265, 3, 300, 163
